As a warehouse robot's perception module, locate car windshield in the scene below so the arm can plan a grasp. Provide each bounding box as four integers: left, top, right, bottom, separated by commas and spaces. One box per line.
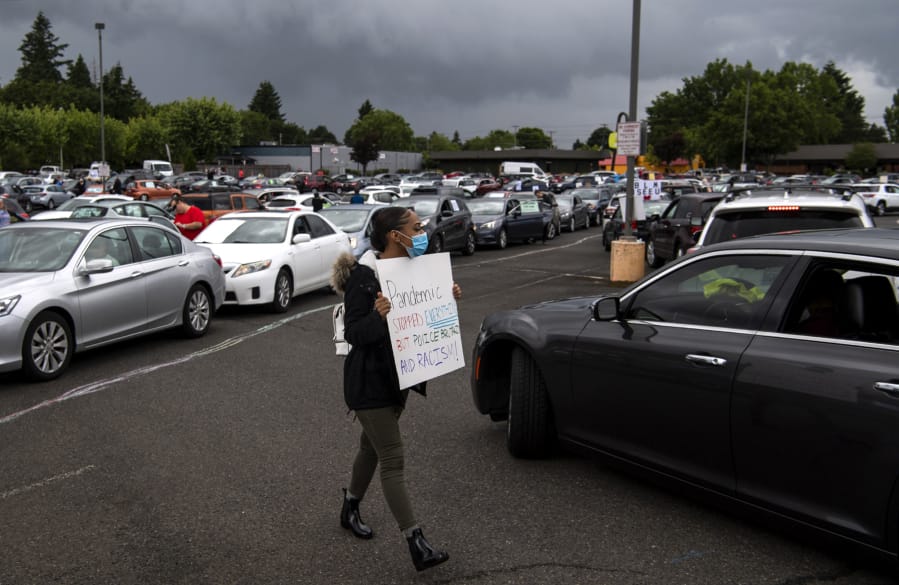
318, 208, 371, 232
702, 210, 865, 245
466, 200, 506, 215
556, 199, 572, 211
195, 217, 288, 244
396, 199, 438, 216
0, 228, 86, 272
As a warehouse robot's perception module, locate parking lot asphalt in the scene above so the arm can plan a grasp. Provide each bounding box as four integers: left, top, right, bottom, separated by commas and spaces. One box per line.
1, 225, 897, 584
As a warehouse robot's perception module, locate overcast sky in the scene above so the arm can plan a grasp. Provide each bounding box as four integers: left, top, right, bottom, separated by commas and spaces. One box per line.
1, 0, 896, 148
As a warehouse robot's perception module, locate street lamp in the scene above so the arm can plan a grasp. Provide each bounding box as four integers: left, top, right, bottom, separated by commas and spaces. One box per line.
95, 22, 105, 166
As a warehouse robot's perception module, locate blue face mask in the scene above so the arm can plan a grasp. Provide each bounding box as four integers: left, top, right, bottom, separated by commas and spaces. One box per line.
398, 231, 429, 258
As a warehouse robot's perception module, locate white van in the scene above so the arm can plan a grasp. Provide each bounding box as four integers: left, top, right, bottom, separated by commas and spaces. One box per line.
499, 161, 548, 181
143, 159, 174, 177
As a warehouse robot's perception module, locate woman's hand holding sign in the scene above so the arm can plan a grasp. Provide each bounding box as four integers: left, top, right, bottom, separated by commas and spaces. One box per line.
375, 292, 391, 320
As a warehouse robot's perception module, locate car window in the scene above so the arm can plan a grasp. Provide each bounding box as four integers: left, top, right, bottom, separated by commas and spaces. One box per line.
782, 261, 899, 343
133, 226, 176, 260
306, 214, 335, 239
244, 197, 261, 210
625, 254, 792, 329
703, 209, 865, 245
190, 198, 212, 211
212, 195, 231, 211
85, 227, 133, 266
115, 203, 146, 218
662, 200, 680, 219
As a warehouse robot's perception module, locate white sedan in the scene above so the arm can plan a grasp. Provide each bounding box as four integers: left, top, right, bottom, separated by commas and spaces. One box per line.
194, 211, 351, 312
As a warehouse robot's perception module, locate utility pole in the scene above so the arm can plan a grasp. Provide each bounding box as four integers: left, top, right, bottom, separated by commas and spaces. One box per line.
95, 23, 106, 166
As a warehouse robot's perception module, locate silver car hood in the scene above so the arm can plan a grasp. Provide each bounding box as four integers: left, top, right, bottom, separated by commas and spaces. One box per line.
0, 271, 58, 293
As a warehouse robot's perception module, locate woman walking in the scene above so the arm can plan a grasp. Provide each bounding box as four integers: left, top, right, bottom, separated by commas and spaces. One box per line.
329, 206, 459, 572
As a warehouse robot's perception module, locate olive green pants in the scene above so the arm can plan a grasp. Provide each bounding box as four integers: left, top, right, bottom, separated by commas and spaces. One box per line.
348, 402, 416, 532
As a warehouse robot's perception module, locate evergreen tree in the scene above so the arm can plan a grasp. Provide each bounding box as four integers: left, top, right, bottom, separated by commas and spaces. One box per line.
15, 11, 70, 84
248, 81, 284, 122
884, 90, 899, 142
66, 55, 93, 89
358, 99, 374, 119
452, 131, 462, 146
102, 64, 150, 121
822, 62, 868, 143
308, 125, 337, 144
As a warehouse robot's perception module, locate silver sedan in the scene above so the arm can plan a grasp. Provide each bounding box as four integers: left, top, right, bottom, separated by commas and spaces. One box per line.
0, 218, 226, 381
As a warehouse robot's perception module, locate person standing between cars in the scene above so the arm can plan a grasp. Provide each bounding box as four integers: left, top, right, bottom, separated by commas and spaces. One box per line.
112, 176, 122, 194
312, 189, 325, 212
171, 195, 206, 240
350, 187, 364, 204
0, 198, 10, 227
329, 206, 460, 572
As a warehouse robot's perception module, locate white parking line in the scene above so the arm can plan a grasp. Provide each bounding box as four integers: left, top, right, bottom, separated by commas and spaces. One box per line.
0, 465, 97, 500
0, 304, 334, 427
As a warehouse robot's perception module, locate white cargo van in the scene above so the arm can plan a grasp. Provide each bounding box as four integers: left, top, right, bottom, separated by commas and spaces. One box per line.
143, 159, 174, 177
499, 161, 548, 181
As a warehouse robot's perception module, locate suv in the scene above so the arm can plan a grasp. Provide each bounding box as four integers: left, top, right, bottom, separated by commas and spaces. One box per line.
849, 183, 899, 216
694, 187, 874, 250
180, 192, 263, 224
645, 193, 725, 267
393, 193, 477, 255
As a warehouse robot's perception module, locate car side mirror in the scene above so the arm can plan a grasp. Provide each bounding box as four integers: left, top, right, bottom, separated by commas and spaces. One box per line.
593, 296, 621, 321
78, 258, 115, 276
441, 209, 453, 218
292, 233, 312, 244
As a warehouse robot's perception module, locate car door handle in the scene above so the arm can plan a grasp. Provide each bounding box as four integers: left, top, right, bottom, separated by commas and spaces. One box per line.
685, 354, 727, 367
130, 271, 144, 279
178, 260, 189, 267
874, 382, 899, 397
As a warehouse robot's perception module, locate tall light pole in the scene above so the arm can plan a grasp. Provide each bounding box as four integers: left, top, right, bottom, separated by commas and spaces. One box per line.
623, 0, 641, 239
95, 22, 106, 165
740, 68, 751, 173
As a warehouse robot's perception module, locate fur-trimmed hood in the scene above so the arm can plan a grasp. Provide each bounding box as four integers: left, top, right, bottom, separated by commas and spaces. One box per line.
329, 250, 379, 295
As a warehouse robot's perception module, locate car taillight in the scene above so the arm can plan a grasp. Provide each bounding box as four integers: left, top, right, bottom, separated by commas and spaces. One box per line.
213, 254, 223, 268
631, 220, 637, 230
689, 225, 703, 235
767, 205, 800, 211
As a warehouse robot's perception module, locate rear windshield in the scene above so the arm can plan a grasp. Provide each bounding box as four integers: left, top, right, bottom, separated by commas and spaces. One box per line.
703, 209, 865, 245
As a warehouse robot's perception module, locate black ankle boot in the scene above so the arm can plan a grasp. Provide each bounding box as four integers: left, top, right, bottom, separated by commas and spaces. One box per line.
340, 488, 373, 539
406, 528, 449, 571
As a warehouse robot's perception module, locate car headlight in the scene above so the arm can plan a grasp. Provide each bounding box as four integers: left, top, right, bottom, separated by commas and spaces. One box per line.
481, 221, 496, 230
0, 295, 20, 317
420, 217, 431, 227
231, 260, 272, 278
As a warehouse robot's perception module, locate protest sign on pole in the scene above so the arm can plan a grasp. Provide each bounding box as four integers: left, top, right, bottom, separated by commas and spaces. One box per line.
376, 253, 464, 389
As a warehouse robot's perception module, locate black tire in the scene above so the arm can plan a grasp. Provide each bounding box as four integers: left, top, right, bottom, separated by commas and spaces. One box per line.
462, 230, 476, 256
603, 232, 611, 252
271, 269, 292, 313
544, 222, 557, 241
497, 228, 508, 250
876, 201, 886, 216
507, 346, 555, 458
22, 311, 73, 381
140, 194, 149, 201
47, 199, 56, 210
646, 239, 664, 268
567, 217, 575, 232
181, 284, 212, 337
431, 234, 444, 254
582, 215, 590, 230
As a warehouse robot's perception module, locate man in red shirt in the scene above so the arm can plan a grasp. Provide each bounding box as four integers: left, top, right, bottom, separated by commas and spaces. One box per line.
171, 196, 206, 240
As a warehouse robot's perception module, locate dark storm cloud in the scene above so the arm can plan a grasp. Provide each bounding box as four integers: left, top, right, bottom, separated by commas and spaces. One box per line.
1, 0, 896, 147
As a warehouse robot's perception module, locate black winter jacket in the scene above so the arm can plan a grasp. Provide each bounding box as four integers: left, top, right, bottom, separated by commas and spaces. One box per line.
331, 251, 424, 411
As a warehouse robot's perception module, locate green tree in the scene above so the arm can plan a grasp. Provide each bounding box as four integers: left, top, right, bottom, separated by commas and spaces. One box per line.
248, 81, 284, 122
158, 97, 241, 163
239, 110, 273, 145
653, 131, 686, 170
66, 55, 93, 89
463, 129, 515, 150
452, 131, 462, 147
308, 125, 337, 144
884, 90, 899, 142
586, 126, 612, 149
124, 114, 169, 166
15, 11, 70, 84
271, 120, 307, 144
845, 142, 878, 174
102, 64, 150, 122
516, 127, 551, 149
417, 131, 457, 151
357, 99, 374, 119
345, 109, 415, 173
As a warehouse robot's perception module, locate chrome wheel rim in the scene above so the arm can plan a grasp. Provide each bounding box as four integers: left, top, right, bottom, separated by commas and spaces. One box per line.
276, 273, 290, 308
188, 289, 211, 332
31, 320, 68, 375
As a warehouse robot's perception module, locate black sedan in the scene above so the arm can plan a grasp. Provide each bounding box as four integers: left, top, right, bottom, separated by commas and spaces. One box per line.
393, 193, 476, 255
468, 196, 546, 248
472, 228, 899, 561
555, 193, 590, 232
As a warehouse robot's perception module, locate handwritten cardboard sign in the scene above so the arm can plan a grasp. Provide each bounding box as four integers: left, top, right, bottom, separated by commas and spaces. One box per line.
376, 253, 464, 389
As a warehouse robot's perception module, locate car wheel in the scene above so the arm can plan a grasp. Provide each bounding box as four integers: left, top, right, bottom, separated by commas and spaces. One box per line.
431, 234, 444, 254
181, 284, 212, 337
568, 217, 575, 232
497, 228, 508, 250
22, 311, 73, 381
462, 230, 476, 256
582, 215, 590, 230
507, 346, 555, 458
646, 239, 664, 268
544, 222, 557, 241
876, 201, 886, 216
602, 231, 611, 251
47, 199, 56, 210
270, 269, 293, 313
25, 200, 33, 213
140, 194, 149, 201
